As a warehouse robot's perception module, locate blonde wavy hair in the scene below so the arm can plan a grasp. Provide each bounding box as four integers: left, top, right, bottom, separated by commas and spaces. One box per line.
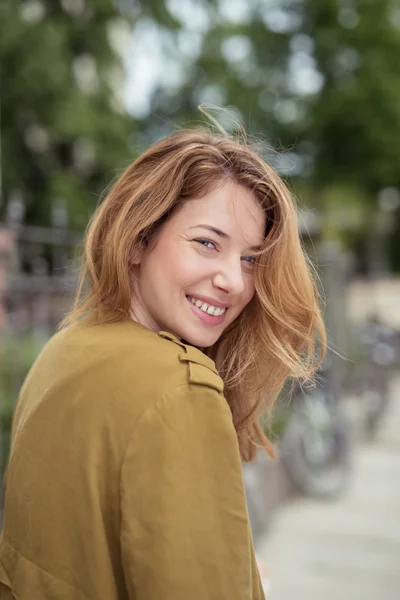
62, 127, 326, 462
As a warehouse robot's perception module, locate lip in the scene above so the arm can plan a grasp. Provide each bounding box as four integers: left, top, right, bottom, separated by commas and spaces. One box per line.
186, 296, 228, 326
185, 294, 231, 309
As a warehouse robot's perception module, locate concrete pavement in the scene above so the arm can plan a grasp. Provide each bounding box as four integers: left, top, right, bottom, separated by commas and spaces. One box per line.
256, 376, 400, 600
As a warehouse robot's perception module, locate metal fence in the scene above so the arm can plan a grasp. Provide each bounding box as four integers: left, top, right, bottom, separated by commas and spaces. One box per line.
0, 196, 82, 511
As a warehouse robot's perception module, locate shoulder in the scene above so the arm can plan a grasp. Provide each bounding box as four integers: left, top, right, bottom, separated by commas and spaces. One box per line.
156, 331, 224, 394
51, 316, 224, 398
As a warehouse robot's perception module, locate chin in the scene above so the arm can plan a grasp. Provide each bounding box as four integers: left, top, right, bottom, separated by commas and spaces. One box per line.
180, 328, 222, 349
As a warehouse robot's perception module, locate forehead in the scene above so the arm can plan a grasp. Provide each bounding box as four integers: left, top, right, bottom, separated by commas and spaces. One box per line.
172, 180, 266, 245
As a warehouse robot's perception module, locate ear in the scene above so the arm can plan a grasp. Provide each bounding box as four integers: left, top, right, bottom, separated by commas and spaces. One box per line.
130, 239, 147, 266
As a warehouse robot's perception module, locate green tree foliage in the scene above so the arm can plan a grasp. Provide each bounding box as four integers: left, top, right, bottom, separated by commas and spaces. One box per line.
136, 0, 400, 196
132, 0, 400, 268
1, 0, 135, 227
2, 0, 400, 262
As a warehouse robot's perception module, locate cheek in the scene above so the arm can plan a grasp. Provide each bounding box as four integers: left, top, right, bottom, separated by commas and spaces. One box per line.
177, 253, 208, 281
144, 242, 198, 289
144, 240, 176, 272
164, 244, 213, 287
243, 276, 256, 305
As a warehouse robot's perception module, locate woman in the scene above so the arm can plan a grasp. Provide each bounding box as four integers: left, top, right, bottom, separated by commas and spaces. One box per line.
0, 128, 325, 599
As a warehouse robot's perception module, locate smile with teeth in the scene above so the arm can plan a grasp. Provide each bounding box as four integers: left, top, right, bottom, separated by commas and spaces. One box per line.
187, 296, 227, 317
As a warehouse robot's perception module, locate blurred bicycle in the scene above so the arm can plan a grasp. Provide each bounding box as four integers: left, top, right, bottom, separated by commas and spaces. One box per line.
279, 355, 353, 500
349, 315, 398, 439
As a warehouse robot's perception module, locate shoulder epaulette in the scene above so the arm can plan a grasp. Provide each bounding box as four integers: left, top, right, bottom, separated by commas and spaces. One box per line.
157, 331, 224, 393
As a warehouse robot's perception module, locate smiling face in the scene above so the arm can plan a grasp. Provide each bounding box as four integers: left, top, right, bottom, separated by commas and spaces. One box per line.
129, 179, 266, 347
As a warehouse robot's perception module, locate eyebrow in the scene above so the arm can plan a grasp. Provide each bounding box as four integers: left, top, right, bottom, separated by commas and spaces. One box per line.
189, 224, 263, 252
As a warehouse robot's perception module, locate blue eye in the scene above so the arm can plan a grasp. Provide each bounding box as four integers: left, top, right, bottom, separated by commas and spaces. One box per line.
195, 239, 217, 250
242, 256, 256, 264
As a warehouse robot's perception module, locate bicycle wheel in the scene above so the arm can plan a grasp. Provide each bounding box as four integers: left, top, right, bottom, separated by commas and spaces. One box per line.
280, 395, 352, 499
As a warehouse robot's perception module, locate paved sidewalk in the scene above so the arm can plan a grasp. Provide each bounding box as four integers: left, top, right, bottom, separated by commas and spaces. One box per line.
256, 376, 400, 600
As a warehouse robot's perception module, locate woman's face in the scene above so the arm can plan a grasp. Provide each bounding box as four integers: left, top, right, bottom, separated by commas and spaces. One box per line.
130, 179, 266, 348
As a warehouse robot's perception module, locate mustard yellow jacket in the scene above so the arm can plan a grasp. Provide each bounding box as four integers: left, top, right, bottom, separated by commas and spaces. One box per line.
0, 309, 265, 600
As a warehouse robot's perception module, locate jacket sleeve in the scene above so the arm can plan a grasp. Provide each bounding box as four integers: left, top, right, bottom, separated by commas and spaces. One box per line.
120, 383, 265, 600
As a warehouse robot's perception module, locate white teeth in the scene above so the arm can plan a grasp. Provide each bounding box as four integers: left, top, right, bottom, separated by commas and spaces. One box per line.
188, 296, 227, 317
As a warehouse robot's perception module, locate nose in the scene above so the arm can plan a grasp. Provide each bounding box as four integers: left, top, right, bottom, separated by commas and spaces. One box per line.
212, 256, 245, 296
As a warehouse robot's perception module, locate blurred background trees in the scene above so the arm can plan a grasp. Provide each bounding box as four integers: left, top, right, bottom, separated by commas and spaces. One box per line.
133, 0, 400, 273
1, 0, 135, 227
1, 0, 400, 266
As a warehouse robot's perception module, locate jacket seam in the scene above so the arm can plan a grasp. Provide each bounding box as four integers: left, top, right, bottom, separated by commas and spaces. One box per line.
0, 535, 92, 600
119, 382, 227, 473
119, 383, 187, 474
118, 382, 229, 511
